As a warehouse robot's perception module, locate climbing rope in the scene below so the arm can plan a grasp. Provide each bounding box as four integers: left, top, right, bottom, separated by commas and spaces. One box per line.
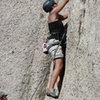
29, 69, 48, 100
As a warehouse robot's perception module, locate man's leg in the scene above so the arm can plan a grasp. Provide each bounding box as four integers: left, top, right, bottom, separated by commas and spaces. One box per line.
56, 67, 65, 92
48, 58, 63, 91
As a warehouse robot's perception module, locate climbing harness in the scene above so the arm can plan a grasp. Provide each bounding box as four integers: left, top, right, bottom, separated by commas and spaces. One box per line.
53, 32, 66, 60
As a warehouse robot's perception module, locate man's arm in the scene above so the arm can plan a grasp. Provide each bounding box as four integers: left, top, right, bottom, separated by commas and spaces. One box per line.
52, 0, 69, 13
58, 13, 68, 20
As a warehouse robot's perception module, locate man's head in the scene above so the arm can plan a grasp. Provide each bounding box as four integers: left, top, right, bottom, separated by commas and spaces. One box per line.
0, 92, 7, 100
43, 0, 57, 13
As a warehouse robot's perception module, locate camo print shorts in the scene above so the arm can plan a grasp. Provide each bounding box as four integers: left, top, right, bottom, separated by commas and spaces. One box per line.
46, 39, 64, 60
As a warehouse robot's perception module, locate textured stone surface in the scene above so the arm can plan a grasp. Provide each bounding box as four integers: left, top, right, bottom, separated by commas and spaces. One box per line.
0, 0, 50, 100
59, 0, 100, 100
0, 0, 100, 100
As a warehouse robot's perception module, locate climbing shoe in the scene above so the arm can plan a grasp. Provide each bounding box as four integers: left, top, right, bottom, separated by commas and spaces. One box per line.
46, 89, 59, 99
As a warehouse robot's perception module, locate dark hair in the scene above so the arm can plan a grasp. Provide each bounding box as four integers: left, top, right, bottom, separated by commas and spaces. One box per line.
43, 0, 56, 13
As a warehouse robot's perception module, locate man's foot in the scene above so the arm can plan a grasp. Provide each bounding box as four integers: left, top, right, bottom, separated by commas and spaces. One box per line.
46, 89, 59, 99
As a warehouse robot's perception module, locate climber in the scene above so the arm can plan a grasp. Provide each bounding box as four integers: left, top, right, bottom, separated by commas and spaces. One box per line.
0, 91, 7, 100
42, 0, 69, 98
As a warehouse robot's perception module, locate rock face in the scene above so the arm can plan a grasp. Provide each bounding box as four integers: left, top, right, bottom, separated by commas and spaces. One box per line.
0, 0, 50, 100
59, 0, 100, 100
0, 0, 100, 100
